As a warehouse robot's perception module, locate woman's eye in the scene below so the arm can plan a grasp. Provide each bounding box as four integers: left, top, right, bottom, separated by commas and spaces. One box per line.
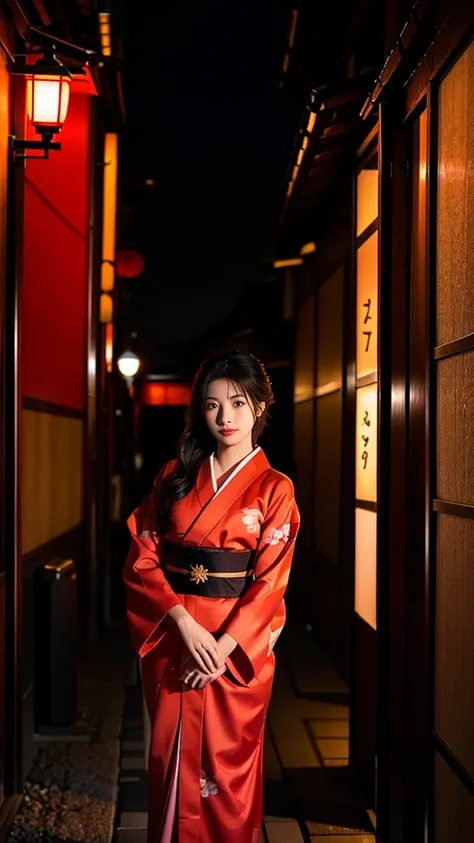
206, 403, 218, 410
234, 401, 245, 407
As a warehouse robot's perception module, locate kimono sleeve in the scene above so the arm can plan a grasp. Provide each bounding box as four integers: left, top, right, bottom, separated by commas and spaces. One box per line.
222, 477, 300, 686
122, 465, 182, 658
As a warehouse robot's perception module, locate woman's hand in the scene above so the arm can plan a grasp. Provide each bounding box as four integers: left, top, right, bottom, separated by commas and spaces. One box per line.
179, 654, 226, 690
175, 614, 220, 674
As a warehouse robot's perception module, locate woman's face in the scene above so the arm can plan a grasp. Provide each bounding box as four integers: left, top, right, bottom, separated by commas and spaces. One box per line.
204, 378, 262, 449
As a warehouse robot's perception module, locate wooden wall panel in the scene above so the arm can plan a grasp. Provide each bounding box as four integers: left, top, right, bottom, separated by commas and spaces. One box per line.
294, 399, 314, 552
437, 351, 474, 505
0, 574, 4, 804
294, 294, 315, 403
435, 753, 474, 843
21, 411, 83, 554
314, 391, 342, 562
316, 268, 343, 389
435, 514, 474, 779
437, 40, 474, 346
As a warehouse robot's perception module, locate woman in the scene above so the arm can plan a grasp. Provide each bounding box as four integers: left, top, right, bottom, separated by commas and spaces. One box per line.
123, 350, 300, 843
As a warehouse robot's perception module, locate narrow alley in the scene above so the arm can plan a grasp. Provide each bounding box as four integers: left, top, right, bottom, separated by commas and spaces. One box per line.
1, 2, 474, 843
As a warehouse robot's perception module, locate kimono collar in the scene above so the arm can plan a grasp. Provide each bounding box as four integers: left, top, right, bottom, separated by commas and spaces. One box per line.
196, 446, 267, 509
185, 446, 270, 546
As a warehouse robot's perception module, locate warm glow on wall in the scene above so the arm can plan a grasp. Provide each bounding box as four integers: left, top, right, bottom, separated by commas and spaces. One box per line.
355, 507, 377, 629
105, 323, 113, 372
101, 133, 118, 292
307, 112, 316, 134
100, 293, 113, 324
142, 382, 191, 406
356, 383, 377, 502
101, 260, 114, 292
356, 231, 378, 378
300, 241, 317, 256
273, 257, 303, 269
98, 12, 112, 57
357, 169, 378, 237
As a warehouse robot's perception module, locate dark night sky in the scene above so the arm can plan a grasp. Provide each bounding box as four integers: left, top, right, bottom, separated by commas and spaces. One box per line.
118, 1, 299, 352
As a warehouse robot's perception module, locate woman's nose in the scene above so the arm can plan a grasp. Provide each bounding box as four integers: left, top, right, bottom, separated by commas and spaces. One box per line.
217, 408, 231, 425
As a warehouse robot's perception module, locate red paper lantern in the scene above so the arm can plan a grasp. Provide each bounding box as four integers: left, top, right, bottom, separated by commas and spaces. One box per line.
115, 249, 145, 279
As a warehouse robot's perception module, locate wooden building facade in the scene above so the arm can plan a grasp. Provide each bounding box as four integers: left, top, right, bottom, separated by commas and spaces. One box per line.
278, 1, 474, 841
0, 0, 124, 835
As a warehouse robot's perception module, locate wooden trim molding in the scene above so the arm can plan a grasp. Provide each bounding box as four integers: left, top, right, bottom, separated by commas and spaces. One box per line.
433, 499, 474, 520
433, 732, 474, 795
434, 332, 474, 361
355, 499, 377, 513
22, 396, 84, 420
22, 524, 85, 576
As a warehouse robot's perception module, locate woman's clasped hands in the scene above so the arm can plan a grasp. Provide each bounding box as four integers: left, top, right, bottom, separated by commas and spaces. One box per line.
175, 613, 237, 690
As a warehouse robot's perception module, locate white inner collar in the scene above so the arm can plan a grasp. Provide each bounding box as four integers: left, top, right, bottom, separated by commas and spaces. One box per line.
210, 446, 261, 496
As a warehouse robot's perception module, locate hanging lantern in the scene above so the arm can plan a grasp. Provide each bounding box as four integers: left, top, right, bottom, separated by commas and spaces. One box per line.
8, 46, 74, 160
26, 51, 71, 136
115, 250, 145, 279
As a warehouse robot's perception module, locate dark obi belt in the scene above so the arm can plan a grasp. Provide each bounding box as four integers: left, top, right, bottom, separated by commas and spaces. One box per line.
163, 540, 253, 597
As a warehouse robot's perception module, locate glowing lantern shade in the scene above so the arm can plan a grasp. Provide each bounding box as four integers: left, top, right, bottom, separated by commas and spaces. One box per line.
26, 64, 71, 135
117, 351, 140, 379
115, 250, 145, 279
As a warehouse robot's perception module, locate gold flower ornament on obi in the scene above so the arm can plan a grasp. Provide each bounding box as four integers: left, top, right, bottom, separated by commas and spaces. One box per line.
189, 563, 210, 584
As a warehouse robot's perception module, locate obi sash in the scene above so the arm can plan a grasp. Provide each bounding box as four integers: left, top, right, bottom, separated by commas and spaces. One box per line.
163, 540, 253, 598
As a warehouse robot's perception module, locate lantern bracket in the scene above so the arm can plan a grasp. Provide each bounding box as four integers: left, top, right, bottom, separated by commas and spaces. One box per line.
11, 137, 61, 160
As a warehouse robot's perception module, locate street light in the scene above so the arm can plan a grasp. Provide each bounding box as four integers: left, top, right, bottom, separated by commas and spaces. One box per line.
117, 351, 140, 378
117, 351, 140, 390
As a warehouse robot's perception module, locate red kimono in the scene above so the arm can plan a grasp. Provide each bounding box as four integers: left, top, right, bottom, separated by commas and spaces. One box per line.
123, 446, 300, 843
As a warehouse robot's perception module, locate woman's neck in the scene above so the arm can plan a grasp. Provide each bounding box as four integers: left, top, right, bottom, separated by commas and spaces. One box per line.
214, 436, 255, 475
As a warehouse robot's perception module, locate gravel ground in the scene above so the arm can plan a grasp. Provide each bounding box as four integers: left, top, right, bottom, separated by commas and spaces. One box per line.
7, 628, 131, 843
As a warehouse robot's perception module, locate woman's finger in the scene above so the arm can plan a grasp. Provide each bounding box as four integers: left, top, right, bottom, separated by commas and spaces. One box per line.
196, 642, 219, 671
191, 649, 211, 674
197, 637, 219, 662
199, 648, 218, 673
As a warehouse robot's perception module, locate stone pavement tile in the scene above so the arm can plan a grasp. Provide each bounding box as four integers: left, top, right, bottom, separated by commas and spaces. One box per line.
308, 720, 349, 739
307, 821, 374, 836
119, 812, 148, 828
116, 829, 147, 843
268, 706, 320, 768
263, 779, 295, 819
265, 819, 305, 842
309, 836, 375, 842
316, 739, 349, 761
263, 816, 297, 822
304, 702, 349, 720
263, 729, 284, 780
323, 759, 349, 768
121, 727, 144, 742
120, 756, 146, 770
122, 740, 145, 751
271, 735, 321, 769
281, 629, 348, 696
306, 815, 375, 837
117, 770, 148, 814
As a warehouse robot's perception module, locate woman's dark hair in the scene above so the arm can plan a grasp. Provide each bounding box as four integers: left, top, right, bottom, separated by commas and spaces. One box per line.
155, 350, 274, 536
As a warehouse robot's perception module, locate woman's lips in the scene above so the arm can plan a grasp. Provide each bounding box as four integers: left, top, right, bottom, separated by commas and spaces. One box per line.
219, 429, 237, 436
